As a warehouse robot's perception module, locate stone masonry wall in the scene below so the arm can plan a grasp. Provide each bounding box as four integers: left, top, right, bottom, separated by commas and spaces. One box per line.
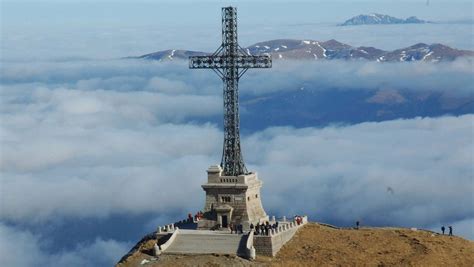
253, 217, 307, 257
254, 227, 298, 256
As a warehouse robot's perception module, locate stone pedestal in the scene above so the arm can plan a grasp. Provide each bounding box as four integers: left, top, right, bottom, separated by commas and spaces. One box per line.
198, 165, 268, 230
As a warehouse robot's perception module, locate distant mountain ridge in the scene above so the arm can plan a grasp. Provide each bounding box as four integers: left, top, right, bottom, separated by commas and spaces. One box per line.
138, 39, 473, 63
340, 13, 429, 26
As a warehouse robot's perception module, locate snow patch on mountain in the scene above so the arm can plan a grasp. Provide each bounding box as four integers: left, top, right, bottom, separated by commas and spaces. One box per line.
137, 39, 474, 63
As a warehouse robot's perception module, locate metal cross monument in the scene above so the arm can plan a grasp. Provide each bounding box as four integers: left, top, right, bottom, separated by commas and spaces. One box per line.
189, 7, 272, 176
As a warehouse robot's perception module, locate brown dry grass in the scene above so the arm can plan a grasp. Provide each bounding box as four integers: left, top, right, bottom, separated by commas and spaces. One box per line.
272, 223, 474, 266
117, 223, 474, 267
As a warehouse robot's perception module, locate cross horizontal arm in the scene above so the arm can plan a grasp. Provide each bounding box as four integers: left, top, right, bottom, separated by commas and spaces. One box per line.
189, 55, 272, 69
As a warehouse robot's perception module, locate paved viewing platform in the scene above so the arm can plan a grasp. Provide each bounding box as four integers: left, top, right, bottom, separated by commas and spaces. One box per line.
154, 216, 308, 259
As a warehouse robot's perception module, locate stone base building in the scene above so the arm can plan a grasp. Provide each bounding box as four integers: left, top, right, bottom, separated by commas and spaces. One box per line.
197, 165, 268, 231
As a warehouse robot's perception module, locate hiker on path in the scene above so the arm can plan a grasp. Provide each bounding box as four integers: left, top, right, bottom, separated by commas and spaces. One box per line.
441, 226, 445, 235
449, 226, 453, 236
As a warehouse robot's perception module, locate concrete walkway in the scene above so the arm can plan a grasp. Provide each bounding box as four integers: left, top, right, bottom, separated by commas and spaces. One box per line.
164, 230, 247, 255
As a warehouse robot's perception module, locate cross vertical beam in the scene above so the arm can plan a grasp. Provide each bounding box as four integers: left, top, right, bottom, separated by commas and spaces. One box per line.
189, 7, 272, 176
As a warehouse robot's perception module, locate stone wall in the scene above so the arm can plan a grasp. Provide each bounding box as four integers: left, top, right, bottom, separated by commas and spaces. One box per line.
253, 216, 308, 257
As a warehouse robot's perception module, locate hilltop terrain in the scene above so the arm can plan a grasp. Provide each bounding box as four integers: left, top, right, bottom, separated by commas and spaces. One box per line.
117, 223, 474, 266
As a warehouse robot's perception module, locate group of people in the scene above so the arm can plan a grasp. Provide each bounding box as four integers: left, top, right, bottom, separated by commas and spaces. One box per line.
295, 216, 303, 225
250, 221, 279, 236
229, 223, 244, 234
187, 211, 204, 223
441, 225, 453, 236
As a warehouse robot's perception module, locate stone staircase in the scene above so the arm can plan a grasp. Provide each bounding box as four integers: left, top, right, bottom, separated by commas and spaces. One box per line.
164, 229, 247, 256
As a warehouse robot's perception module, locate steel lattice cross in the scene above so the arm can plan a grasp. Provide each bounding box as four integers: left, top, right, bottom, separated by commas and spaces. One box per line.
189, 7, 272, 176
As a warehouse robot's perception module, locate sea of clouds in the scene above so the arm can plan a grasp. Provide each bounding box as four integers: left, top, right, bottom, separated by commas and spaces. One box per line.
0, 58, 473, 266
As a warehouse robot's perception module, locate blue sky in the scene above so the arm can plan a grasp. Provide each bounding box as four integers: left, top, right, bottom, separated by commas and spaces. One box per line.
1, 0, 473, 60
2, 0, 472, 24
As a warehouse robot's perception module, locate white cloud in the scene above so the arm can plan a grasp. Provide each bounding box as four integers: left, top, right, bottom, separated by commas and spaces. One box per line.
1, 58, 473, 99
0, 59, 472, 243
146, 76, 192, 94
0, 224, 44, 267
0, 223, 130, 267
1, 89, 472, 237
244, 116, 473, 233
241, 58, 474, 96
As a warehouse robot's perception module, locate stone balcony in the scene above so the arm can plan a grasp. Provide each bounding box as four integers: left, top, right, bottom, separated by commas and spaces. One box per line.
204, 165, 262, 187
